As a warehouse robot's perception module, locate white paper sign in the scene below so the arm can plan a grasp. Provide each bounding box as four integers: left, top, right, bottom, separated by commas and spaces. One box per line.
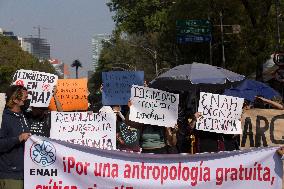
50, 111, 116, 150
196, 92, 244, 134
25, 135, 282, 189
129, 85, 179, 127
0, 93, 5, 127
12, 69, 58, 107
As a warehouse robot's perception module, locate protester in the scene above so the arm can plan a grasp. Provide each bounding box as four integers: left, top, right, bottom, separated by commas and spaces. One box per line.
112, 105, 140, 152
165, 125, 178, 154
177, 111, 200, 153
25, 86, 63, 137
176, 91, 192, 153
0, 85, 31, 189
126, 100, 180, 154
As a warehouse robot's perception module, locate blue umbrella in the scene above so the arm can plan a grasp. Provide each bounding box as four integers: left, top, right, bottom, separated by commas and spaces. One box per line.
149, 63, 245, 91
223, 79, 280, 101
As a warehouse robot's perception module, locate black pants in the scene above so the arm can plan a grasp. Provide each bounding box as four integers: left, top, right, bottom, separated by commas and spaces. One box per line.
141, 146, 168, 154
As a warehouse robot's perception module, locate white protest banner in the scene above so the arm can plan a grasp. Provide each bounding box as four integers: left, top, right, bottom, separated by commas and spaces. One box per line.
50, 111, 116, 150
0, 93, 5, 127
12, 69, 58, 107
196, 92, 244, 134
25, 135, 282, 189
129, 85, 179, 127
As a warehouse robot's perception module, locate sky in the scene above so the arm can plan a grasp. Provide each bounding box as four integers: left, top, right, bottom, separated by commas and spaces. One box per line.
0, 0, 115, 78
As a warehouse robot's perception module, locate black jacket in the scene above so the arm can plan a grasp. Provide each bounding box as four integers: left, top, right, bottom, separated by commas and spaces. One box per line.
0, 108, 29, 179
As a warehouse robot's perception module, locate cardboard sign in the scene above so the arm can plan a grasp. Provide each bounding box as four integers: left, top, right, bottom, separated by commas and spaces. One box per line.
49, 78, 88, 111
196, 92, 244, 134
241, 108, 284, 148
129, 85, 179, 127
102, 71, 144, 105
12, 69, 58, 107
25, 136, 282, 189
50, 111, 116, 150
0, 93, 5, 127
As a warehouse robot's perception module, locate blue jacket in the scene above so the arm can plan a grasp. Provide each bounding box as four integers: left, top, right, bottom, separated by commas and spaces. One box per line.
0, 108, 29, 179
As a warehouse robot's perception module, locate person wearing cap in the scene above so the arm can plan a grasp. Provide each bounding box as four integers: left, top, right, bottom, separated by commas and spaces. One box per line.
0, 85, 31, 189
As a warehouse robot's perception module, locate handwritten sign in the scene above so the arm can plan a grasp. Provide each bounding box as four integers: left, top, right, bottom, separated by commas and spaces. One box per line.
50, 111, 116, 150
0, 93, 5, 127
241, 108, 284, 148
12, 69, 58, 107
102, 71, 144, 105
196, 92, 244, 134
129, 85, 179, 127
49, 78, 88, 111
25, 136, 282, 189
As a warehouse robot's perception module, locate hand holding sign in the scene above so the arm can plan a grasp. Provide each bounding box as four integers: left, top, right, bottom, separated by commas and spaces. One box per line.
12, 70, 58, 107
196, 92, 244, 134
129, 85, 179, 127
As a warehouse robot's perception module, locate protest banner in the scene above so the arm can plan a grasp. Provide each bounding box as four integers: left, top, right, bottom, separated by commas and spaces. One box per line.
25, 135, 282, 189
0, 93, 5, 127
49, 78, 88, 111
240, 108, 284, 148
129, 85, 179, 127
50, 111, 116, 150
102, 71, 144, 105
12, 69, 58, 107
196, 92, 244, 134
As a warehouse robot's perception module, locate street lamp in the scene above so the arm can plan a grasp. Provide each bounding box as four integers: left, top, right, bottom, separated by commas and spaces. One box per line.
156, 67, 170, 76
111, 66, 127, 71
130, 44, 158, 76
112, 63, 136, 71
140, 46, 158, 76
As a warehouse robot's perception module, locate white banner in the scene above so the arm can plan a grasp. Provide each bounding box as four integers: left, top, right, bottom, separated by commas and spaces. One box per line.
196, 92, 244, 134
0, 93, 5, 127
129, 85, 179, 127
50, 111, 116, 150
25, 135, 282, 189
12, 69, 58, 107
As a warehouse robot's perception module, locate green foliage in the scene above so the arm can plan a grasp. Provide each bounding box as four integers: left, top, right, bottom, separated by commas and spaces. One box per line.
0, 36, 56, 92
91, 0, 284, 93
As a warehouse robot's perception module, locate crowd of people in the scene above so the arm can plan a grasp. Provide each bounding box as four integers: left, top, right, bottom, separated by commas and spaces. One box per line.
0, 83, 284, 189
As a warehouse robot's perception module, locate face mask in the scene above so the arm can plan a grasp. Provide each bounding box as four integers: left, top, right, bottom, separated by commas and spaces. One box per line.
20, 99, 31, 112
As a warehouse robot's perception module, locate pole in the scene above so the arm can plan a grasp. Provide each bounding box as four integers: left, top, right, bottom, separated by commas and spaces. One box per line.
276, 0, 281, 51
220, 11, 226, 68
210, 41, 213, 65
208, 15, 213, 65
154, 50, 158, 76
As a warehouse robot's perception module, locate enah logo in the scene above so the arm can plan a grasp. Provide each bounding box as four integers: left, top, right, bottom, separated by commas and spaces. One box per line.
30, 140, 56, 167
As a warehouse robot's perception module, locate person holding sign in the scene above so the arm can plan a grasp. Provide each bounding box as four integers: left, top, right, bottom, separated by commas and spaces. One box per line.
25, 86, 62, 137
0, 85, 31, 189
127, 100, 178, 154
114, 105, 141, 152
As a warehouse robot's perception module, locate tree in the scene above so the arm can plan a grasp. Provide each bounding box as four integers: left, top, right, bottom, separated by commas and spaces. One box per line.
239, 0, 275, 81
71, 59, 82, 79
106, 0, 283, 80
0, 36, 56, 92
